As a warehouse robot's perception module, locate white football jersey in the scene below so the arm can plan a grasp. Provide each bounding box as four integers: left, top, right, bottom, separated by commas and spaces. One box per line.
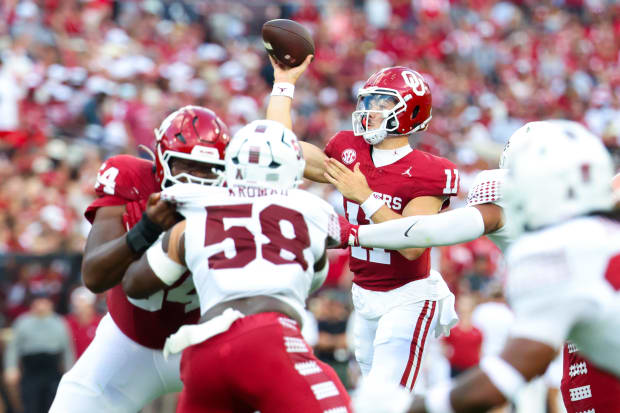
162, 183, 342, 320
506, 215, 620, 377
466, 168, 514, 252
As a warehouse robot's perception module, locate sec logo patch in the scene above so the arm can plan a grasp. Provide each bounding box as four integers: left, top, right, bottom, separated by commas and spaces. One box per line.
341, 148, 357, 165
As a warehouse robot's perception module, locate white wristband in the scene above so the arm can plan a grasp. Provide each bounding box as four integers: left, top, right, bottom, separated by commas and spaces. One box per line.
146, 236, 187, 286
425, 382, 455, 413
361, 193, 385, 219
479, 356, 526, 402
271, 82, 295, 99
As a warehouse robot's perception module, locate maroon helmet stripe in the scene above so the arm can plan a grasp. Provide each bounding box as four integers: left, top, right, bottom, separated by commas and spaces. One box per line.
249, 146, 261, 164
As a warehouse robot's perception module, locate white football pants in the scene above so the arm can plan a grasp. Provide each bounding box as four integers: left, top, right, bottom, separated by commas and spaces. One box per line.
49, 314, 182, 413
352, 295, 439, 393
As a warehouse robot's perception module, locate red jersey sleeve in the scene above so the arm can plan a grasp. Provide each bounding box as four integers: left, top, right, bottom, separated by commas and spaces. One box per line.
84, 155, 159, 224
409, 152, 459, 208
323, 132, 345, 159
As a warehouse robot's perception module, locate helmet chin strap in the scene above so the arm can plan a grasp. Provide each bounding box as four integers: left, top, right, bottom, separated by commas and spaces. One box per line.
362, 129, 387, 145
362, 114, 393, 145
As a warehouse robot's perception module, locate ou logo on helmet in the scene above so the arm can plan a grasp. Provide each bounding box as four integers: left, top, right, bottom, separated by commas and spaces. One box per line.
401, 71, 428, 97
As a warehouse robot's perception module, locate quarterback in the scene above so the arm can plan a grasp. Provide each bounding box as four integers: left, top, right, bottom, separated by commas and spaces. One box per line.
267, 57, 459, 393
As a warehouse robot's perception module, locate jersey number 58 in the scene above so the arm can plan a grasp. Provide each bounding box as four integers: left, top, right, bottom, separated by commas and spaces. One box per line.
204, 204, 311, 270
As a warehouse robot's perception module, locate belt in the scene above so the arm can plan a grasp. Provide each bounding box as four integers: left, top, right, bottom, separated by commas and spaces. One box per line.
200, 295, 302, 325
163, 295, 301, 359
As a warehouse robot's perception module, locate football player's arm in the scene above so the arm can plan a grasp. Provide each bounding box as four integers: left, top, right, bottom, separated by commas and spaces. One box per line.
264, 55, 328, 183
82, 193, 177, 293
386, 195, 445, 260
123, 221, 187, 299
265, 55, 313, 131
354, 203, 502, 250
323, 158, 443, 260
310, 244, 329, 294
346, 193, 445, 260
410, 250, 590, 413
300, 141, 329, 183
408, 338, 557, 413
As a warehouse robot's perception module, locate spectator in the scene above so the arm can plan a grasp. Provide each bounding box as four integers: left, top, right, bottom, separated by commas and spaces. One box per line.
471, 281, 514, 358
442, 293, 482, 378
3, 291, 74, 413
462, 252, 493, 293
311, 288, 352, 388
64, 287, 102, 360
0, 0, 618, 258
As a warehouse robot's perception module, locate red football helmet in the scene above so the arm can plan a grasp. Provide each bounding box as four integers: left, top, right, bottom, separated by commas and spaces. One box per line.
154, 106, 230, 189
352, 66, 432, 145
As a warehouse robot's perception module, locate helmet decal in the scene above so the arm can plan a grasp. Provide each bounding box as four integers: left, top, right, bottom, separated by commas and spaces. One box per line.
225, 120, 305, 189
401, 70, 428, 97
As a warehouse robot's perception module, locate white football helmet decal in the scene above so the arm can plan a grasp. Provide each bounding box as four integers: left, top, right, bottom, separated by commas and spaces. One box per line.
225, 120, 305, 189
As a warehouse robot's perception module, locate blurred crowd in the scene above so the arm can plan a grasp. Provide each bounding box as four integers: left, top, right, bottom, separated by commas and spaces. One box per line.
0, 0, 618, 411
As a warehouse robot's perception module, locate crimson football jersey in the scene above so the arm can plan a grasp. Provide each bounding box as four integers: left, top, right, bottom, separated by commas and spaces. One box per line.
84, 155, 200, 349
561, 343, 620, 413
324, 131, 459, 291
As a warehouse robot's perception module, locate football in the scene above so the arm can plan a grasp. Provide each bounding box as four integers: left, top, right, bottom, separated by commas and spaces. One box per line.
261, 19, 315, 67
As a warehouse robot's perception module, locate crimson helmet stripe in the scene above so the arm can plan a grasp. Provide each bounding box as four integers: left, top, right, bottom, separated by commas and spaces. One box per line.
249, 146, 261, 164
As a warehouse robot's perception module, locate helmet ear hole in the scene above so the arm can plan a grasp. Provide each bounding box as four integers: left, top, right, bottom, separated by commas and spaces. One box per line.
411, 105, 420, 120
387, 117, 397, 129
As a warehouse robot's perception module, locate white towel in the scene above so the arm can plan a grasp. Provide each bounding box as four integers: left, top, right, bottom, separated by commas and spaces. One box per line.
434, 292, 458, 339
163, 308, 245, 360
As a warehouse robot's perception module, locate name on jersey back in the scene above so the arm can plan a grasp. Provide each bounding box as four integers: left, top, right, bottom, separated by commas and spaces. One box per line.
228, 184, 290, 198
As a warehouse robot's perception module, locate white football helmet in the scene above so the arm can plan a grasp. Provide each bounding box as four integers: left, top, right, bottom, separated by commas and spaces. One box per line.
504, 120, 614, 232
499, 121, 544, 169
225, 120, 305, 189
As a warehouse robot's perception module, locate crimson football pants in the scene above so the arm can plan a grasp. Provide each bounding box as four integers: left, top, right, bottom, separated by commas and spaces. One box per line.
177, 312, 352, 413
560, 343, 620, 413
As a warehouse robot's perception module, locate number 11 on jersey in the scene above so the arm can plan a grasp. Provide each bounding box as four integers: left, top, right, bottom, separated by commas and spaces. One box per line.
346, 201, 390, 264
443, 168, 459, 195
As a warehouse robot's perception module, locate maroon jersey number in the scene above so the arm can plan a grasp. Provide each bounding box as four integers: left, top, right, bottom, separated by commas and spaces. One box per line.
204, 204, 310, 270
260, 204, 310, 271
604, 253, 620, 291
205, 204, 256, 269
